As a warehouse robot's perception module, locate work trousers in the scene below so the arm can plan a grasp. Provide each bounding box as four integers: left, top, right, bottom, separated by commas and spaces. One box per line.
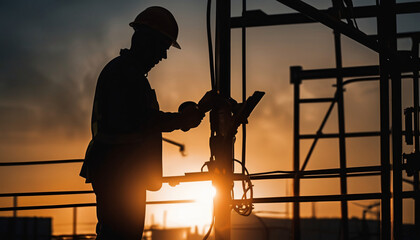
87, 142, 151, 239
92, 174, 146, 240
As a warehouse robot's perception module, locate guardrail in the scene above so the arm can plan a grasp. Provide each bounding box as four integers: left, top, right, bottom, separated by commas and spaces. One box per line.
2, 158, 418, 239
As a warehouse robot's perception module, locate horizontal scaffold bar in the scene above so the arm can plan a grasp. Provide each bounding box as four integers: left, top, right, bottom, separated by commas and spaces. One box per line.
295, 65, 379, 80
291, 65, 417, 83
0, 190, 93, 197
231, 2, 420, 28
299, 98, 335, 103
250, 172, 381, 180
0, 166, 382, 198
0, 200, 196, 212
3, 191, 417, 212
300, 131, 381, 139
0, 159, 84, 166
234, 191, 418, 204
249, 166, 381, 179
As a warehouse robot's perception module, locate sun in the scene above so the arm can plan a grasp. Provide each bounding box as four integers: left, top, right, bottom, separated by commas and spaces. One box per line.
195, 185, 217, 204
146, 181, 216, 233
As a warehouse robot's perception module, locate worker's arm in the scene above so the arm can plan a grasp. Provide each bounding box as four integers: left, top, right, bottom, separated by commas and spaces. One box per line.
146, 107, 203, 133
146, 90, 218, 132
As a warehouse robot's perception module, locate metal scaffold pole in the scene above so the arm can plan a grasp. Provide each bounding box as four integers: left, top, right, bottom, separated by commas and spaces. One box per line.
377, 0, 392, 237
291, 66, 302, 240
377, 0, 398, 239
331, 2, 349, 239
213, 0, 232, 239
413, 36, 420, 235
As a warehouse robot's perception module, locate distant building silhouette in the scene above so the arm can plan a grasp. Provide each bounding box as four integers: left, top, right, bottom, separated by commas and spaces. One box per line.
151, 227, 189, 240
0, 217, 51, 240
142, 214, 414, 240
231, 214, 416, 240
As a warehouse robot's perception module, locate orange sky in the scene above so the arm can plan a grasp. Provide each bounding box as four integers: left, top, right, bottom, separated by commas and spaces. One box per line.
1, 0, 419, 235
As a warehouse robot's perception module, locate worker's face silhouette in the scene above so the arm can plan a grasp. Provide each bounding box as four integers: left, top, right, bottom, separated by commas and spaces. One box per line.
131, 27, 172, 73
149, 35, 171, 69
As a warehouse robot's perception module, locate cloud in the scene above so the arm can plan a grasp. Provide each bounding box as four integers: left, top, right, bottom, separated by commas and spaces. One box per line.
0, 0, 146, 142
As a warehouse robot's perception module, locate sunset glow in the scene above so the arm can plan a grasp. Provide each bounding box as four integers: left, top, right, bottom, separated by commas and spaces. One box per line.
1, 0, 419, 237
146, 182, 215, 233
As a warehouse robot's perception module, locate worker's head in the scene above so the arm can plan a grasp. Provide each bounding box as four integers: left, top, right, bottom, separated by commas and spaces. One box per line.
129, 6, 180, 72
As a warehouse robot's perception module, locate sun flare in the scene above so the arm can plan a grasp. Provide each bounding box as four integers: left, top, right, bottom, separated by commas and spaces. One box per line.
146, 182, 216, 233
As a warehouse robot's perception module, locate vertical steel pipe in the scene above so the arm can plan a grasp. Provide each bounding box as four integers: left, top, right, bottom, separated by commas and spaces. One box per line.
385, 0, 403, 237
412, 37, 420, 234
377, 1, 392, 239
214, 1, 232, 240
215, 0, 231, 97
391, 56, 403, 240
377, 0, 403, 238
330, 2, 349, 238
333, 29, 349, 240
291, 66, 302, 240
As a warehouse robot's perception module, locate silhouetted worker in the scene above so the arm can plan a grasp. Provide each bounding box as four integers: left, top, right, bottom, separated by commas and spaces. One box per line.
80, 6, 214, 240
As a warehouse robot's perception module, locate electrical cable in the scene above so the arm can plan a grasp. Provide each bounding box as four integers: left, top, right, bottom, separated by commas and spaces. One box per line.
233, 159, 254, 216
241, 0, 248, 210
202, 208, 215, 240
202, 1, 215, 238
202, 0, 253, 237
206, 0, 216, 163
199, 159, 254, 237
207, 0, 215, 90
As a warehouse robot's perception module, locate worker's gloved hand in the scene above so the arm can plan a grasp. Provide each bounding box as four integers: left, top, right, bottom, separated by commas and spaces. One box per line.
198, 90, 220, 113
178, 101, 205, 131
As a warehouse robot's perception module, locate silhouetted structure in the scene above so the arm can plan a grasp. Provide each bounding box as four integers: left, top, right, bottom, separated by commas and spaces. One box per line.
218, 0, 420, 240
150, 227, 189, 240
0, 217, 51, 240
231, 215, 416, 240
1, 1, 420, 240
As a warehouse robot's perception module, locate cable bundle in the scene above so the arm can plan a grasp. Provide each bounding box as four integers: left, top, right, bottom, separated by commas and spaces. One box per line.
232, 159, 254, 216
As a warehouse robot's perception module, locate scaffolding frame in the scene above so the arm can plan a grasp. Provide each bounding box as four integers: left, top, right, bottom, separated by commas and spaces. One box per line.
1, 1, 420, 240
229, 0, 420, 239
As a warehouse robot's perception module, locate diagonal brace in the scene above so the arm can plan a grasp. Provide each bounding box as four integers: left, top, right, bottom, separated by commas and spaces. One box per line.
276, 0, 379, 53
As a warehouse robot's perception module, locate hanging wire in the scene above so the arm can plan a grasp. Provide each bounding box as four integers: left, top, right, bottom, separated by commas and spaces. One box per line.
233, 159, 254, 216
207, 0, 216, 90
202, 208, 215, 240
241, 0, 248, 202
202, 2, 216, 238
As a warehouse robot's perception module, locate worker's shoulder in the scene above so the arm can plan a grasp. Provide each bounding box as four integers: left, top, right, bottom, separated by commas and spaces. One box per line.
97, 56, 133, 85
101, 55, 126, 75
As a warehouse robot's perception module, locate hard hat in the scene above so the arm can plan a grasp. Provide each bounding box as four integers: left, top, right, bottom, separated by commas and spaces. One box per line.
130, 6, 181, 49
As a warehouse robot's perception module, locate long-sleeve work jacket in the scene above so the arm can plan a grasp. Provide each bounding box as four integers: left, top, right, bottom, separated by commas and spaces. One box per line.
80, 49, 181, 191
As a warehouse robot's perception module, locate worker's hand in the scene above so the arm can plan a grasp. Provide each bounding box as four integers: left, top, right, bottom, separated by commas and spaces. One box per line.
178, 101, 205, 131
198, 90, 220, 113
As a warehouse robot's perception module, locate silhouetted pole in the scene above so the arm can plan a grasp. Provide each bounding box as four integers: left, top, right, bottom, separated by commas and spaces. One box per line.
331, 2, 349, 239
377, 0, 392, 239
378, 0, 401, 238
291, 66, 302, 240
383, 0, 403, 238
412, 37, 420, 235
212, 0, 232, 240
73, 207, 77, 238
